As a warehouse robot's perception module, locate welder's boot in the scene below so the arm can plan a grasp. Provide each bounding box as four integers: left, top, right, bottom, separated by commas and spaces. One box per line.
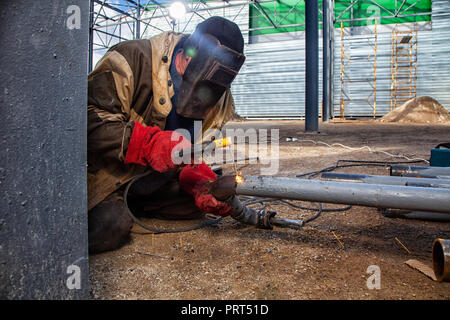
88, 192, 133, 254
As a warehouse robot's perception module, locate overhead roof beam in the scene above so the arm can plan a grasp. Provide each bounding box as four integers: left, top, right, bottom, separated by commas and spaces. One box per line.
251, 0, 277, 29
92, 0, 136, 20
93, 0, 253, 29
399, 0, 425, 16
396, 0, 408, 16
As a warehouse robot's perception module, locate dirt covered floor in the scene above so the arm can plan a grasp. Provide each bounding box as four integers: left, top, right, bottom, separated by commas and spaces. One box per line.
89, 120, 450, 300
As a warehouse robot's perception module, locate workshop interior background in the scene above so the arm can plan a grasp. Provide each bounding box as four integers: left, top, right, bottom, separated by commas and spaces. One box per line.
1, 0, 449, 300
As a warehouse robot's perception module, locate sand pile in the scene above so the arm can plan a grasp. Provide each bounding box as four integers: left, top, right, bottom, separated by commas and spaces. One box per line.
379, 96, 450, 124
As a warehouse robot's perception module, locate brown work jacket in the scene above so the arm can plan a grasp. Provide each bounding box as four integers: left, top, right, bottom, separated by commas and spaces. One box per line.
87, 31, 236, 210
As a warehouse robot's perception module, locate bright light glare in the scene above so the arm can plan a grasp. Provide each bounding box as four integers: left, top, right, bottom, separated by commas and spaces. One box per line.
169, 2, 186, 19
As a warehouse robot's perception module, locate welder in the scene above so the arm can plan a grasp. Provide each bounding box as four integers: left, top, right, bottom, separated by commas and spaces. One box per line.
87, 16, 245, 253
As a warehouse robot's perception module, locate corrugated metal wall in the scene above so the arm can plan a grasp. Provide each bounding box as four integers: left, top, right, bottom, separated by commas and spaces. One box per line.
232, 36, 323, 118
431, 0, 450, 109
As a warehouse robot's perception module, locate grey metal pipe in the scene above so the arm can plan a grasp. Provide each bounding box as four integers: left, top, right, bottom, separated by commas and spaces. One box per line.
321, 172, 450, 189
382, 209, 450, 222
391, 165, 450, 177
392, 172, 450, 180
432, 238, 450, 282
235, 176, 450, 214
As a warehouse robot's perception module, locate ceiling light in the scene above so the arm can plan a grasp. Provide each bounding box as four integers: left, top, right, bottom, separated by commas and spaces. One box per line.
168, 1, 186, 20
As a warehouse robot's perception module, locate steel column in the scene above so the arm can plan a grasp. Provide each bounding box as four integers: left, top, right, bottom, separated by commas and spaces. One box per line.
0, 0, 89, 299
322, 0, 329, 121
136, 0, 141, 39
89, 0, 94, 72
329, 0, 335, 119
305, 0, 319, 131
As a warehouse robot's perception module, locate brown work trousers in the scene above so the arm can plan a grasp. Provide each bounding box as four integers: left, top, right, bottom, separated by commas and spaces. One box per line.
88, 170, 202, 254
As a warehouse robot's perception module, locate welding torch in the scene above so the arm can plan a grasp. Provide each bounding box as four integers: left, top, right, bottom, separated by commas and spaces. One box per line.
179, 141, 304, 231
209, 175, 305, 231
177, 137, 232, 162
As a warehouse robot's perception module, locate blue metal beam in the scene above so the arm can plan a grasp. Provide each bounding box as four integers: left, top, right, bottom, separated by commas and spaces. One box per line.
305, 0, 319, 131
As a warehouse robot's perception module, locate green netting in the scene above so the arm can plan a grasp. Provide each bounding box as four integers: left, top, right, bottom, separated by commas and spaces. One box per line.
250, 0, 431, 36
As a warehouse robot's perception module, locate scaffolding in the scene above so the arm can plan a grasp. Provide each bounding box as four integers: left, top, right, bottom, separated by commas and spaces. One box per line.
390, 23, 418, 111
338, 20, 378, 119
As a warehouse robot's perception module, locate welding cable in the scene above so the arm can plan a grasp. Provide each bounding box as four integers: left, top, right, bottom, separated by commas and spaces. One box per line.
291, 159, 427, 216
303, 203, 323, 224
279, 199, 352, 212
241, 197, 351, 212
124, 172, 222, 234
295, 159, 429, 179
291, 139, 431, 164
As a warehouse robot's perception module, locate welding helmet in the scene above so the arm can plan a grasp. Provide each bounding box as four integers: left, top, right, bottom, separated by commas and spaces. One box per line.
176, 16, 245, 119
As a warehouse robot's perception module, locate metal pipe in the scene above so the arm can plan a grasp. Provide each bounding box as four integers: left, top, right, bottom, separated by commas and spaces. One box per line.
210, 176, 304, 230
391, 165, 450, 177
305, 0, 319, 132
235, 176, 450, 214
381, 209, 450, 222
391, 172, 450, 180
321, 172, 450, 189
432, 238, 450, 282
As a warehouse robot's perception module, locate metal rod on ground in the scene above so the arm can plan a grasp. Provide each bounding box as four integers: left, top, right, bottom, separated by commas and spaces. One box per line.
235, 176, 450, 214
321, 172, 450, 189
382, 209, 450, 222
391, 165, 450, 177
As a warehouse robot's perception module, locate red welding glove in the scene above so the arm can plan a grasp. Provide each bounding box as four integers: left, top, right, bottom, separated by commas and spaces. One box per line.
179, 163, 234, 217
124, 121, 191, 173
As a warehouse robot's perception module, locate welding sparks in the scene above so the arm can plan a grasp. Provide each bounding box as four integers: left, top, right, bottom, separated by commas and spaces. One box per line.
235, 174, 244, 184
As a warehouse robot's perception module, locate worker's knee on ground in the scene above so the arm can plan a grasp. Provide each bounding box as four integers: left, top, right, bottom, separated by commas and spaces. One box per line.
88, 192, 133, 254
